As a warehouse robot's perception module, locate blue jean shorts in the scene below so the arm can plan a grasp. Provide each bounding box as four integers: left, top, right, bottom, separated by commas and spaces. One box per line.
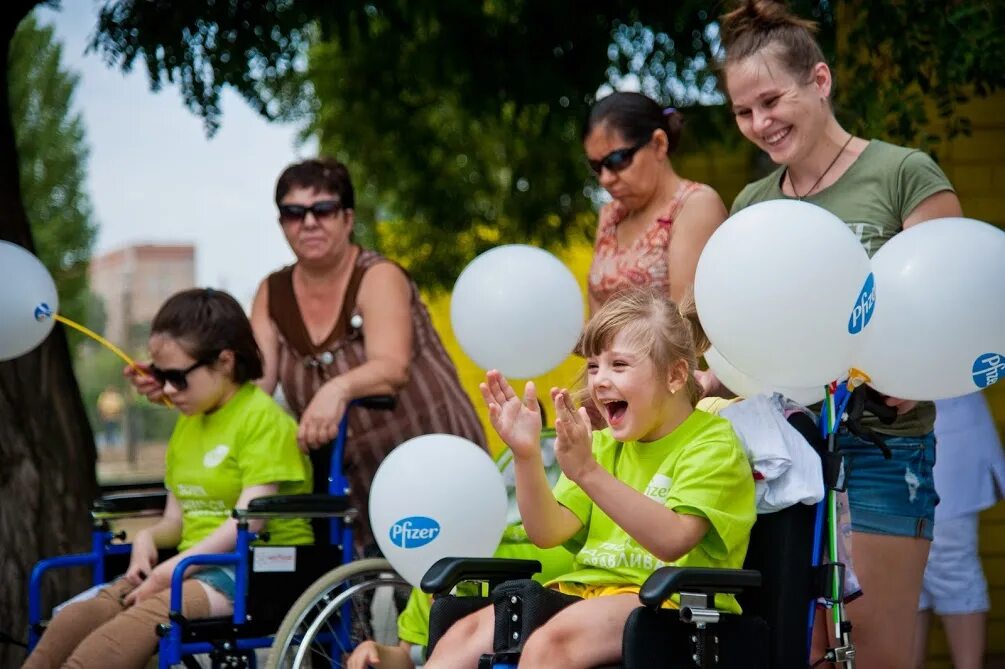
191, 566, 236, 601
838, 431, 939, 540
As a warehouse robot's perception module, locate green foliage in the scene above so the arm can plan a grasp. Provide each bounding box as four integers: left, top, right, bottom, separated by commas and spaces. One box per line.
306, 2, 723, 289
834, 1, 1005, 157
90, 1, 1005, 287
90, 0, 322, 135
10, 14, 96, 342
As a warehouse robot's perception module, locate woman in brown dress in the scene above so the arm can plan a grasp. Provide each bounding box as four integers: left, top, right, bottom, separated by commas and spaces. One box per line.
253, 158, 486, 548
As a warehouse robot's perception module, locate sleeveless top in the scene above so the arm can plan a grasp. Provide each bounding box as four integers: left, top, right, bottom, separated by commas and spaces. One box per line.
588, 180, 710, 307
267, 249, 487, 547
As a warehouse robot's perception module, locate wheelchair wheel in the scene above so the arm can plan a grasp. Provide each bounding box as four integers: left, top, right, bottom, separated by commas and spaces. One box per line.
265, 558, 411, 669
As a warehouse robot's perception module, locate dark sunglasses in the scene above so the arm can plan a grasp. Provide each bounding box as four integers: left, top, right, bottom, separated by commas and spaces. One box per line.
278, 200, 344, 225
587, 138, 651, 176
149, 358, 215, 391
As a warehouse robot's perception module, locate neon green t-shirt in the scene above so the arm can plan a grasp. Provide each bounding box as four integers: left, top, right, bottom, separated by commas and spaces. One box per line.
550, 410, 755, 613
165, 383, 314, 551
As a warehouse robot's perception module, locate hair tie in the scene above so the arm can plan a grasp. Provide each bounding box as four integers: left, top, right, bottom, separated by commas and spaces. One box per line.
662, 107, 676, 116
204, 287, 215, 296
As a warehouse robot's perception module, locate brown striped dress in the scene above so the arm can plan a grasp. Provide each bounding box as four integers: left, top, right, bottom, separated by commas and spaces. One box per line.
267, 249, 486, 548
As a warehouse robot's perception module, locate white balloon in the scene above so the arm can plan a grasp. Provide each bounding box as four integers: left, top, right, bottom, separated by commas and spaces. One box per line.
451, 245, 584, 378
695, 200, 873, 387
0, 241, 59, 361
704, 346, 825, 406
369, 434, 508, 588
855, 218, 1005, 400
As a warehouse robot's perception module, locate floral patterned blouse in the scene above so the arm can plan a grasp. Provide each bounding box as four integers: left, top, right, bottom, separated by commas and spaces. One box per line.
588, 179, 710, 308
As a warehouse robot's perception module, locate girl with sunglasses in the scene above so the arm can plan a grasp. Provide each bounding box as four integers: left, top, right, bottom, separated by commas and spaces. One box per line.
584, 92, 729, 315
28, 289, 314, 669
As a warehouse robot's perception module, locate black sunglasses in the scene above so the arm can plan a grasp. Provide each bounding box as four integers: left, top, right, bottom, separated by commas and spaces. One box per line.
278, 200, 344, 225
149, 358, 215, 391
587, 138, 651, 176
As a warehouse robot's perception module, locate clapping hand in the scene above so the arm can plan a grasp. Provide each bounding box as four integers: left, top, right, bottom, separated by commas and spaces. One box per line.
552, 388, 595, 482
479, 370, 542, 459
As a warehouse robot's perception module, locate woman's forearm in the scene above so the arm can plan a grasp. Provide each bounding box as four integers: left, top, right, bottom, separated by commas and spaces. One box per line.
331, 358, 410, 398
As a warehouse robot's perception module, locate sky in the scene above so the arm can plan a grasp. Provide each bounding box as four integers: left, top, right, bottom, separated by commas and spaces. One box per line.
38, 1, 317, 307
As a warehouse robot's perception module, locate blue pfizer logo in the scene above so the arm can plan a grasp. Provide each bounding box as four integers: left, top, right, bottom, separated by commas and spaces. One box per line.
972, 353, 1005, 389
389, 516, 441, 549
847, 273, 876, 335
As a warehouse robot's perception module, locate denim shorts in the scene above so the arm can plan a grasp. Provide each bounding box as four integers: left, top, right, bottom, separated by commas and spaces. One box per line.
838, 431, 939, 540
191, 566, 236, 601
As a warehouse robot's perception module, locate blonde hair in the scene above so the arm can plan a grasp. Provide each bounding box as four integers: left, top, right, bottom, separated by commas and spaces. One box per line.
579, 289, 709, 405
719, 0, 826, 85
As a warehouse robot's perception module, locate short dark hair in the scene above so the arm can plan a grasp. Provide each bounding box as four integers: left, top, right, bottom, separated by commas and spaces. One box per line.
275, 157, 355, 209
583, 92, 685, 156
151, 288, 263, 383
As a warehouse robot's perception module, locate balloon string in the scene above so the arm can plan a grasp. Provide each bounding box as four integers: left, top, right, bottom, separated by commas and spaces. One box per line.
54, 314, 173, 409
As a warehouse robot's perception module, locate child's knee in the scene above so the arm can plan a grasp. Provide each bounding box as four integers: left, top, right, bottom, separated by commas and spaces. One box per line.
520, 622, 575, 665
428, 606, 493, 662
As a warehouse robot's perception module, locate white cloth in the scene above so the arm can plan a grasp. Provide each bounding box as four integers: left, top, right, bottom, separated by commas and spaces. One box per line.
933, 393, 1005, 520
918, 512, 989, 614
720, 394, 824, 513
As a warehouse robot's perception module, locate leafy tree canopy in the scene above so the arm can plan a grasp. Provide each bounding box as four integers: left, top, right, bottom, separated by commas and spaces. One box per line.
91, 1, 1005, 288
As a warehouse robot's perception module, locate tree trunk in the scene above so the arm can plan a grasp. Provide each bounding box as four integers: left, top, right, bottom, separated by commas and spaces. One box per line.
0, 4, 99, 664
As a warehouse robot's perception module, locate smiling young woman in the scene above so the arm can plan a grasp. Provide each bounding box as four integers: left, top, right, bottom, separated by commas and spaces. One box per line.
719, 2, 965, 667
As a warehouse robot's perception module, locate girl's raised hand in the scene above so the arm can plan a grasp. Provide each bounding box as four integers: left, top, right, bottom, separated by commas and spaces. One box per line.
552, 389, 595, 482
479, 370, 541, 459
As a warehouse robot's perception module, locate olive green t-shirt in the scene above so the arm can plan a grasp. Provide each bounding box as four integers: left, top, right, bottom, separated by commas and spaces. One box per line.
731, 139, 954, 436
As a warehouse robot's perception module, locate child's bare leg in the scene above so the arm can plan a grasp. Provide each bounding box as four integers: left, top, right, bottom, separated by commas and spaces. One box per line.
423, 604, 495, 669
518, 594, 639, 669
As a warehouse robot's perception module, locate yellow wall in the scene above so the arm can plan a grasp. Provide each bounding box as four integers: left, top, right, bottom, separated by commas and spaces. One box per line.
921, 91, 1005, 668
421, 91, 1005, 664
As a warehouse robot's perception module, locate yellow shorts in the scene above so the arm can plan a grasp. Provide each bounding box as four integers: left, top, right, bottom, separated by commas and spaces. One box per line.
554, 582, 679, 609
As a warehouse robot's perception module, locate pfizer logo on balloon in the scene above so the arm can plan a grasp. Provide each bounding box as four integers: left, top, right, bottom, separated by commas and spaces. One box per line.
973, 353, 1005, 390
856, 218, 1005, 400
369, 434, 507, 587
389, 516, 441, 549
847, 273, 876, 335
0, 241, 60, 361
695, 200, 872, 388
451, 245, 584, 378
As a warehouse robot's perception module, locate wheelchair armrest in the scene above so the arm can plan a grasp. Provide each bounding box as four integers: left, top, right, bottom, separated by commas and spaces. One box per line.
420, 557, 542, 595
354, 395, 396, 411
236, 494, 353, 519
91, 490, 168, 517
639, 566, 762, 608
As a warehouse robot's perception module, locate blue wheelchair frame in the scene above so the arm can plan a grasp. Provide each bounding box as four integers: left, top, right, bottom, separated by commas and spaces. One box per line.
28, 397, 390, 668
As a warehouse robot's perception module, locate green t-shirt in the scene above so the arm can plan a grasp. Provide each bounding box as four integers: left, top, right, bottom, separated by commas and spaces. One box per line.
731, 139, 954, 436
165, 383, 314, 551
397, 434, 576, 647
550, 411, 755, 613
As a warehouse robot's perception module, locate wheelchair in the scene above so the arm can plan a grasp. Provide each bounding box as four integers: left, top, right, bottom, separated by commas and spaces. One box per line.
419, 408, 859, 669
27, 397, 412, 669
